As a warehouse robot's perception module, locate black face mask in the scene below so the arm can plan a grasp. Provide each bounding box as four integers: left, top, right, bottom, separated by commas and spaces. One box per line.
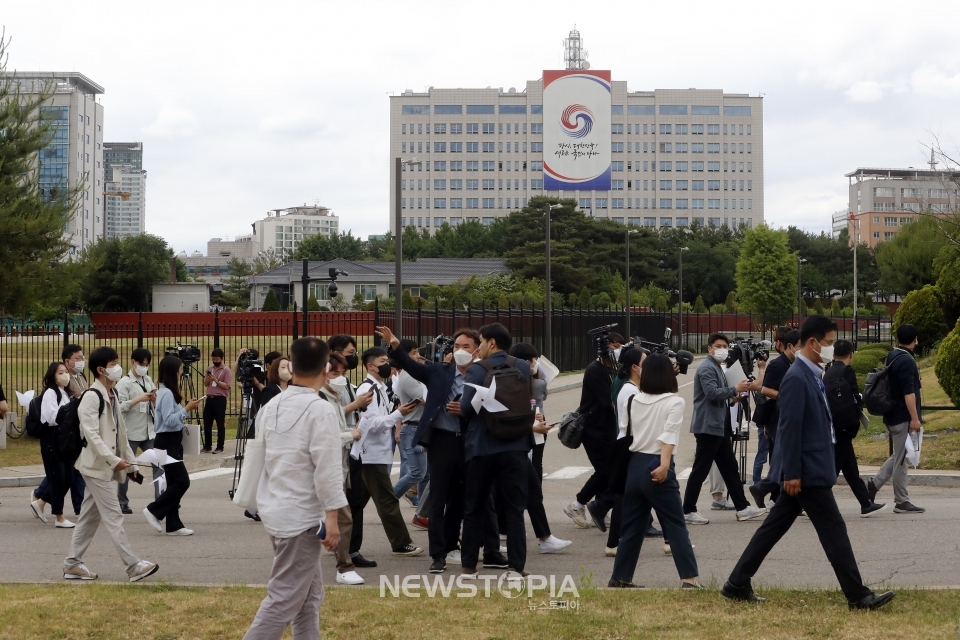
376, 363, 392, 380
345, 354, 359, 370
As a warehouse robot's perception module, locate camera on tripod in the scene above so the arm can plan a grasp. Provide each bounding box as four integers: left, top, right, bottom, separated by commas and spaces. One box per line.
726, 337, 771, 377
237, 348, 264, 386
420, 335, 455, 363
166, 342, 201, 363
635, 328, 696, 375
587, 323, 621, 361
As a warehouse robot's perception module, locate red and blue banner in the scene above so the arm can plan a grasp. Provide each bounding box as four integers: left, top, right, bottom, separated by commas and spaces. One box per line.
542, 70, 611, 192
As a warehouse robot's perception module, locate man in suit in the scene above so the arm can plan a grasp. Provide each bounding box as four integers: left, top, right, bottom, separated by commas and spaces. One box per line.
722, 315, 895, 610
375, 326, 507, 575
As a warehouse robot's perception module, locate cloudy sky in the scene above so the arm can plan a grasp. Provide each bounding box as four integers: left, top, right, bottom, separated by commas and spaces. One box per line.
6, 0, 960, 253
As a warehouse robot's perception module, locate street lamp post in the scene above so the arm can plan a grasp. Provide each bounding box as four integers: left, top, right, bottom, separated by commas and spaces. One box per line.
849, 213, 859, 346
544, 203, 563, 359
394, 157, 420, 337
797, 256, 807, 326
625, 229, 639, 338
678, 247, 689, 349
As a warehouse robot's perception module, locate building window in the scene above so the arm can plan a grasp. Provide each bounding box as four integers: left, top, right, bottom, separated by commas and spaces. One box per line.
434, 198, 446, 208
612, 180, 624, 190
450, 123, 463, 134
676, 180, 688, 191
466, 123, 479, 134
612, 124, 624, 134
659, 124, 672, 134
660, 105, 687, 115
531, 142, 543, 152
723, 106, 751, 116
611, 105, 624, 115
466, 198, 478, 209
708, 199, 720, 210
355, 284, 378, 300
579, 198, 592, 209
676, 199, 688, 209
450, 198, 462, 208
612, 198, 624, 209
692, 199, 704, 209
466, 161, 478, 171
612, 161, 624, 171
708, 162, 720, 172
659, 180, 672, 190
660, 199, 672, 209
482, 161, 495, 171
402, 105, 429, 115
468, 105, 496, 115
628, 105, 655, 115
659, 162, 672, 171
482, 123, 495, 134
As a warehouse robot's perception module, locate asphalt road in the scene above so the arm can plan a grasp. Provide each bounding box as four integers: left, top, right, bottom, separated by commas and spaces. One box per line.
1, 368, 957, 589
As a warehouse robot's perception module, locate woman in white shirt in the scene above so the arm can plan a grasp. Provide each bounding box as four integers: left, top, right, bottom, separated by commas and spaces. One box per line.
609, 354, 701, 589
32, 362, 75, 527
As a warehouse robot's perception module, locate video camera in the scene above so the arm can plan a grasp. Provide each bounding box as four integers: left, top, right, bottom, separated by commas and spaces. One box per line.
588, 324, 620, 361
635, 328, 695, 375
420, 334, 455, 363
726, 337, 771, 377
237, 348, 265, 385
165, 342, 201, 364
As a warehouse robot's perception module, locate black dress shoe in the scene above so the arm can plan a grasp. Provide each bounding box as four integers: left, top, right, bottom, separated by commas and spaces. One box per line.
749, 484, 766, 509
721, 580, 765, 603
586, 500, 607, 532
120, 506, 133, 515
608, 578, 643, 588
849, 590, 895, 610
645, 525, 663, 538
482, 552, 509, 569
244, 510, 262, 522
351, 553, 378, 568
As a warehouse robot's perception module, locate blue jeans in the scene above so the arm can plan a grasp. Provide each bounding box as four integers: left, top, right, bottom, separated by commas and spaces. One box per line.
393, 424, 427, 499
753, 427, 770, 484
612, 452, 698, 583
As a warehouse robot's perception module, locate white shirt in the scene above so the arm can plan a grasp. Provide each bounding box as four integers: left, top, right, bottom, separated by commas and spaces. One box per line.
352, 376, 403, 465
617, 381, 685, 454
40, 387, 71, 426
256, 385, 348, 539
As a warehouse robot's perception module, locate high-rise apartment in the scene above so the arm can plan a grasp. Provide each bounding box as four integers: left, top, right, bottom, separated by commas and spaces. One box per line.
12, 72, 104, 254
103, 142, 142, 181
388, 31, 763, 234
104, 163, 146, 239
251, 205, 340, 259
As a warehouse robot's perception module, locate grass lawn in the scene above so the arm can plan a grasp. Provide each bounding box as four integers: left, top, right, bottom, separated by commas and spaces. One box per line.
0, 434, 42, 467
0, 584, 956, 640
855, 355, 960, 469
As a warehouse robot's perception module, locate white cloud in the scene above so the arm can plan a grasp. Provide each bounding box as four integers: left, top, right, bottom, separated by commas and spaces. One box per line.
911, 63, 960, 97
142, 106, 200, 136
845, 80, 884, 102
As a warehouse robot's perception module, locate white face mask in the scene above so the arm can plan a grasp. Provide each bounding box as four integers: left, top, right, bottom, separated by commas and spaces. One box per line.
56, 373, 71, 388
712, 348, 729, 363
327, 375, 348, 389
453, 349, 475, 366
612, 347, 622, 362
134, 364, 149, 377
278, 367, 292, 382
530, 361, 539, 376
105, 364, 123, 382
73, 360, 85, 374
817, 343, 834, 364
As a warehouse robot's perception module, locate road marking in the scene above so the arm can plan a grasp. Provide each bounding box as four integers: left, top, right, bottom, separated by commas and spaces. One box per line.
677, 467, 692, 480
190, 468, 235, 480
544, 466, 593, 480
680, 381, 693, 389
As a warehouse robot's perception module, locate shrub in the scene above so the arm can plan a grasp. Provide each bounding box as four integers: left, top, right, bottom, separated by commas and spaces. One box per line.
936, 318, 960, 406
813, 299, 824, 314
830, 299, 841, 315
693, 295, 707, 313
851, 350, 885, 377
261, 289, 281, 312
893, 284, 948, 355
307, 293, 321, 311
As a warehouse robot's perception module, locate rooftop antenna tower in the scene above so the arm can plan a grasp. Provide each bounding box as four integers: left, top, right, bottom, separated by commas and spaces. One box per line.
563, 27, 589, 70
928, 147, 938, 171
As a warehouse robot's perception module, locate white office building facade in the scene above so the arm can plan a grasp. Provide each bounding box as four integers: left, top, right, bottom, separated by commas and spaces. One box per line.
389, 83, 763, 233
251, 205, 340, 259
104, 164, 146, 239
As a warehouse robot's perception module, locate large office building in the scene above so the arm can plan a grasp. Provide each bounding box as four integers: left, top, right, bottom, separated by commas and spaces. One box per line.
846, 166, 960, 248
104, 163, 147, 239
103, 142, 142, 181
12, 72, 104, 254
389, 31, 763, 234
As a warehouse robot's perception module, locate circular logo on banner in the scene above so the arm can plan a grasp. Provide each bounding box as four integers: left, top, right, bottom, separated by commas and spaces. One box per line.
497, 570, 527, 598
560, 104, 594, 138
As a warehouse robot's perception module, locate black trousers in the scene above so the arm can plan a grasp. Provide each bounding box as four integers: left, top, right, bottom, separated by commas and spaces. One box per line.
462, 450, 529, 571
347, 456, 367, 555
576, 428, 616, 512
835, 437, 871, 508
754, 429, 781, 503
202, 395, 227, 450
39, 434, 74, 516
147, 431, 190, 532
728, 486, 872, 603
682, 422, 750, 514
525, 457, 550, 539
532, 442, 545, 482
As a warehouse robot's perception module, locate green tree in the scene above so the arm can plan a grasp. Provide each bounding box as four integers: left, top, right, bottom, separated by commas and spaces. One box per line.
252, 248, 284, 274
307, 293, 321, 311
0, 39, 82, 317
79, 234, 185, 311
734, 225, 797, 320
831, 298, 841, 316
261, 288, 281, 311
893, 284, 948, 355
219, 257, 252, 309
724, 291, 738, 313
596, 292, 612, 308
875, 217, 945, 296
693, 295, 707, 313
935, 318, 960, 406
578, 286, 591, 309
813, 299, 824, 314
292, 230, 365, 262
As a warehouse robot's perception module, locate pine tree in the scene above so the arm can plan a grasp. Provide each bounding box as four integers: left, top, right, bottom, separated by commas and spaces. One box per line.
307, 293, 321, 311
693, 295, 707, 313
261, 289, 281, 311
724, 291, 738, 313
578, 286, 591, 308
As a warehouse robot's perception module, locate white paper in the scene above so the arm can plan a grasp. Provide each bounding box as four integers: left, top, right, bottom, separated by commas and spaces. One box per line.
723, 361, 748, 387
152, 473, 167, 494
465, 377, 509, 414
537, 357, 560, 385
904, 428, 922, 468
136, 448, 183, 467
349, 418, 373, 460
15, 390, 35, 407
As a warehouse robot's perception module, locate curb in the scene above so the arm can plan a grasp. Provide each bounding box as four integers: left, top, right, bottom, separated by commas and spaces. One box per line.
0, 455, 236, 489
836, 473, 960, 489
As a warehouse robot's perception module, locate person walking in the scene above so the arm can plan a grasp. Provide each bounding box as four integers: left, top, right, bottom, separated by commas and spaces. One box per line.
143, 355, 202, 536
243, 337, 346, 640
722, 315, 895, 609
115, 348, 159, 515
868, 324, 925, 514
391, 339, 428, 506
34, 362, 75, 528
609, 354, 700, 589
63, 346, 158, 582
202, 348, 232, 453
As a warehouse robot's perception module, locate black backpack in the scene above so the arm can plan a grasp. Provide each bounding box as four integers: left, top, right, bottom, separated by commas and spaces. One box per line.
863, 352, 907, 417
58, 389, 104, 464
477, 356, 534, 441
824, 365, 860, 437
24, 396, 47, 438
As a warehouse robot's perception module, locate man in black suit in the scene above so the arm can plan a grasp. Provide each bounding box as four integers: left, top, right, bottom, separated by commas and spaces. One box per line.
375, 326, 506, 575
722, 315, 895, 610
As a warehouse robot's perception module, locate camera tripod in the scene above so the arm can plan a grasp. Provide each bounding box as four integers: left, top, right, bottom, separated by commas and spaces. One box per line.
730, 387, 753, 487
179, 363, 205, 449
228, 381, 255, 501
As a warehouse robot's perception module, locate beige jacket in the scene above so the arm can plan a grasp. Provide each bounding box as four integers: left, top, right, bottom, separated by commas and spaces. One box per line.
74, 380, 138, 483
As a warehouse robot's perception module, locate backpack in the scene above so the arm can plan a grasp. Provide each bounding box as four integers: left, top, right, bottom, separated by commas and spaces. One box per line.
863, 352, 907, 417
824, 365, 860, 437
58, 388, 104, 464
477, 356, 534, 441
24, 396, 46, 438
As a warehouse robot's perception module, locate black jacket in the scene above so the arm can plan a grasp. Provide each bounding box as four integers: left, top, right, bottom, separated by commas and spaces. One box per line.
578, 360, 616, 438
388, 345, 465, 447
883, 348, 922, 426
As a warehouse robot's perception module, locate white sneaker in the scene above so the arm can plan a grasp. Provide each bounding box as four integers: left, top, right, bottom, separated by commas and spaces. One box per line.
736, 506, 767, 521
684, 512, 710, 525
167, 528, 194, 536
499, 545, 508, 554
56, 519, 76, 528
446, 550, 462, 565
664, 542, 695, 555
143, 508, 162, 533
538, 535, 572, 554
30, 500, 48, 523
63, 563, 97, 580
499, 534, 507, 542
336, 570, 364, 585
127, 560, 159, 582
563, 502, 591, 528
604, 546, 617, 557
